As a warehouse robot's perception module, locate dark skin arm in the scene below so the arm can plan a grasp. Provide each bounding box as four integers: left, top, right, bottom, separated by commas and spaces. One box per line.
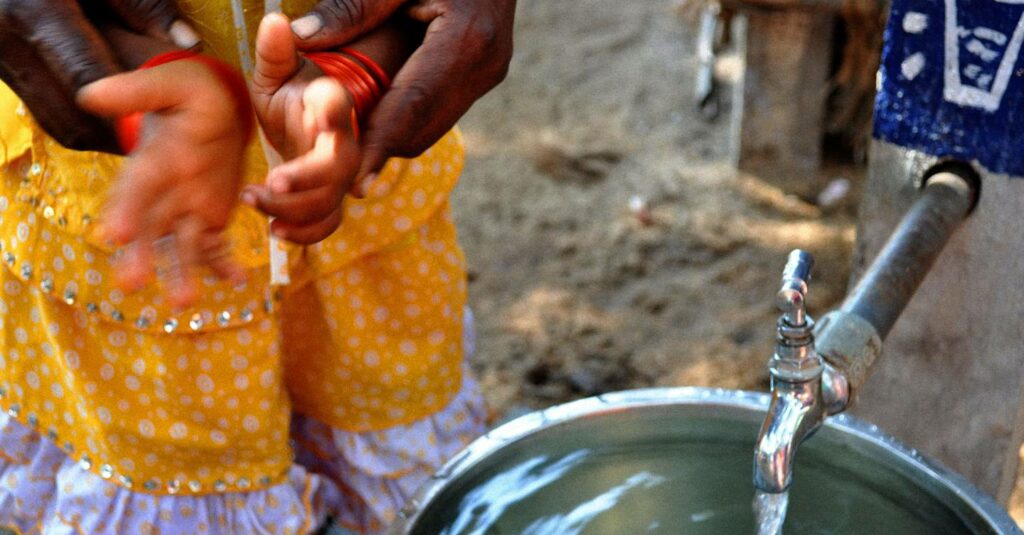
291, 0, 516, 179
0, 0, 199, 153
100, 24, 177, 68
337, 17, 421, 82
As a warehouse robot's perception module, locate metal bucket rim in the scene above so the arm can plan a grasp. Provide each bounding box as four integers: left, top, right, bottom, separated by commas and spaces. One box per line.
390, 387, 1020, 534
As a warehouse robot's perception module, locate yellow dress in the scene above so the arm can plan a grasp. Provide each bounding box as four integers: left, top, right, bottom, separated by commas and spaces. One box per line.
0, 0, 470, 511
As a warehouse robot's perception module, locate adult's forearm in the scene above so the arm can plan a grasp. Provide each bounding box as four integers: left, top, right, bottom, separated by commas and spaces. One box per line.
0, 31, 121, 153
0, 0, 192, 153
100, 26, 179, 68
339, 16, 424, 81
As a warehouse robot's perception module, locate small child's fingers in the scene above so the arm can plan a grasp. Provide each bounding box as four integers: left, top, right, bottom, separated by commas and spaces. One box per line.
264, 140, 334, 194
270, 128, 342, 191
270, 205, 344, 244
103, 143, 181, 244
143, 188, 191, 242
353, 172, 386, 199
166, 265, 197, 308
267, 129, 358, 193
240, 185, 266, 208
115, 239, 156, 293
77, 66, 188, 118
167, 217, 204, 308
249, 186, 342, 225
102, 168, 157, 245
198, 234, 247, 285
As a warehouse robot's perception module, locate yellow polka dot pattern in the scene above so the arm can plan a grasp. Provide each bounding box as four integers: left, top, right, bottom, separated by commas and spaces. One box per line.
283, 130, 468, 432
0, 43, 469, 496
283, 201, 467, 431
0, 211, 294, 495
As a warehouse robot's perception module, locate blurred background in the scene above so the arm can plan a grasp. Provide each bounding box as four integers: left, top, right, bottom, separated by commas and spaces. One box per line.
456, 0, 869, 443
449, 0, 1024, 526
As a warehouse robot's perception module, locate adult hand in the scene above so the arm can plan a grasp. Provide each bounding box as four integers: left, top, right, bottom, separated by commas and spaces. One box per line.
291, 0, 516, 183
0, 0, 199, 153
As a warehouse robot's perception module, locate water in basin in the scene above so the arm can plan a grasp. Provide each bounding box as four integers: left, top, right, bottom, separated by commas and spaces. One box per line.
399, 393, 1012, 535
417, 442, 972, 535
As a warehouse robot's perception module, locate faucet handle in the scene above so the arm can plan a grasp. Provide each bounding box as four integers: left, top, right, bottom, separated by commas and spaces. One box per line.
777, 250, 814, 326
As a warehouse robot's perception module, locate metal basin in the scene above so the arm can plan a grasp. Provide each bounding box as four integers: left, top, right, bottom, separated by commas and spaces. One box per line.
392, 388, 1019, 534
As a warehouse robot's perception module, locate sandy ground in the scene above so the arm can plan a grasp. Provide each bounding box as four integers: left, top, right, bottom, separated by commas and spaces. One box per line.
455, 0, 855, 432
450, 0, 1024, 527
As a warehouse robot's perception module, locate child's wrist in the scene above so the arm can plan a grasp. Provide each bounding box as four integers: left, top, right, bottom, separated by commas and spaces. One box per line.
303, 51, 391, 138
115, 50, 254, 154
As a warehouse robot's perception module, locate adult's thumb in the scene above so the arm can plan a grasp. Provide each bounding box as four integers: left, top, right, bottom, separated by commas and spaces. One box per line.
291, 0, 406, 50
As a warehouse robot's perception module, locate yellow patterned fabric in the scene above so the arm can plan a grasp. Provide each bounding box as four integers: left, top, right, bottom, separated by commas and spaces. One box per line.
0, 0, 467, 497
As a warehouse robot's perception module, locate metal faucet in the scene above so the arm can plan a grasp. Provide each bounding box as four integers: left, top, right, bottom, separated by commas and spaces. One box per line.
753, 250, 849, 494
751, 171, 976, 495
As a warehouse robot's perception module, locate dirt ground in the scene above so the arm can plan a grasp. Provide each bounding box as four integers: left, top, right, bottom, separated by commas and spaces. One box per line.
452, 0, 1024, 527
455, 0, 855, 433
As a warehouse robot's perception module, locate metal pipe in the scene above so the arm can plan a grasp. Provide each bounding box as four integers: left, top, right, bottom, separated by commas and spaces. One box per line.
815, 170, 975, 396
841, 171, 973, 339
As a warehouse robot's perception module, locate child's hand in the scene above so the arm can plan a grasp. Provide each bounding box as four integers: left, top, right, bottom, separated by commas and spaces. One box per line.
77, 56, 249, 307
244, 13, 362, 245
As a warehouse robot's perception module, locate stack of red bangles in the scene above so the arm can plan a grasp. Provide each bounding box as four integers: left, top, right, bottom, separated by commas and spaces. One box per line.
303, 48, 392, 139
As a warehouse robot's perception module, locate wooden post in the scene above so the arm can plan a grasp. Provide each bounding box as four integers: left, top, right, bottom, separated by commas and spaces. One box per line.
730, 6, 834, 197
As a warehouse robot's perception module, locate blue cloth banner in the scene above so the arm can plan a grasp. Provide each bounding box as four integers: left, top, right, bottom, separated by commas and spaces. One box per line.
874, 0, 1024, 176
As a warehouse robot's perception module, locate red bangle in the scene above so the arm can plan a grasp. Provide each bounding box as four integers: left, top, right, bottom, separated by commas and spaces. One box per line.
114, 50, 253, 154
306, 53, 378, 115
339, 48, 392, 89
304, 51, 387, 135
138, 49, 200, 69
325, 56, 376, 109
114, 112, 144, 155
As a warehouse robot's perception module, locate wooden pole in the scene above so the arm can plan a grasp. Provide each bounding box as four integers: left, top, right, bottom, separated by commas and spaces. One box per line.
731, 7, 834, 198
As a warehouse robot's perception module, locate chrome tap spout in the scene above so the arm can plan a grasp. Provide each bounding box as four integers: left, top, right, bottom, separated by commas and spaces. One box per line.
754, 377, 823, 493
753, 362, 848, 493
754, 250, 849, 494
